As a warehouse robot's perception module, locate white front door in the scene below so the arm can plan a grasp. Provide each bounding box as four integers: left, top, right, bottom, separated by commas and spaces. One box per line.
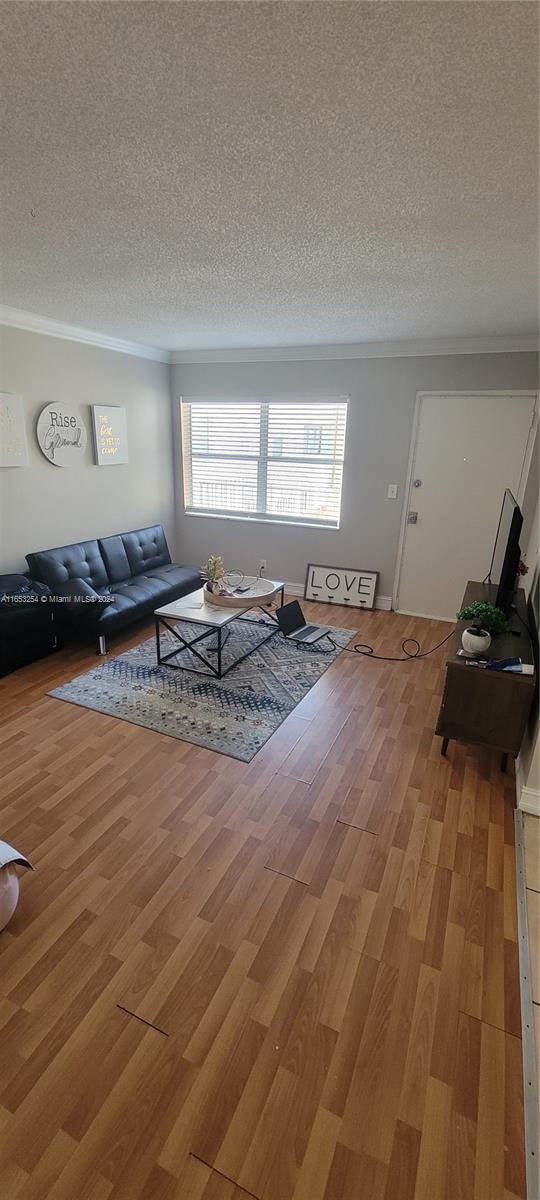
395, 392, 537, 621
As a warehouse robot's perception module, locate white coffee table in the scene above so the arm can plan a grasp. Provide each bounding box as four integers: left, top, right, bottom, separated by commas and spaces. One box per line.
154, 581, 285, 678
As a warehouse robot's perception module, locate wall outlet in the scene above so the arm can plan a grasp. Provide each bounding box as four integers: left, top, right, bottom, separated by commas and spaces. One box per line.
387, 484, 398, 499
259, 558, 267, 574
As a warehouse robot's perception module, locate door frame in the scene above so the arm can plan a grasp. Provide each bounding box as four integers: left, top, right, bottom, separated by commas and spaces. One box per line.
392, 390, 539, 617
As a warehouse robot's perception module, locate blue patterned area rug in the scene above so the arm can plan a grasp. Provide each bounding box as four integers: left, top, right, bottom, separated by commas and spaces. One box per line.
49, 618, 355, 761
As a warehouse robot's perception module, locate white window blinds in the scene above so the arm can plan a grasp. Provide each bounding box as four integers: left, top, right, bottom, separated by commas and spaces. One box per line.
181, 399, 348, 528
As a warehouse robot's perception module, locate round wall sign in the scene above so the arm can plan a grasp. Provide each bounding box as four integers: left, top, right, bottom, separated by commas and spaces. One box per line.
36, 403, 87, 467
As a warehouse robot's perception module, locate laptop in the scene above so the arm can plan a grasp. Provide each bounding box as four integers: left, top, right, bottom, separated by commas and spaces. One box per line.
276, 600, 333, 644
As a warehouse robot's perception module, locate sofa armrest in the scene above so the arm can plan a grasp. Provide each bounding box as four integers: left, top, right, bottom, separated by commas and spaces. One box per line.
54, 578, 103, 612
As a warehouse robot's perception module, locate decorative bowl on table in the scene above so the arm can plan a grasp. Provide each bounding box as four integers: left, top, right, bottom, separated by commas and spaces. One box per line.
204, 577, 277, 608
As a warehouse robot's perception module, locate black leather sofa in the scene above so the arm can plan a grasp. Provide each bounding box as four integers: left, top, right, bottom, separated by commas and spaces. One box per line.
26, 525, 201, 652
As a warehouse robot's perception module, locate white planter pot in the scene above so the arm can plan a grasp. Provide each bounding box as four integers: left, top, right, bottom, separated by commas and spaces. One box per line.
461, 626, 491, 657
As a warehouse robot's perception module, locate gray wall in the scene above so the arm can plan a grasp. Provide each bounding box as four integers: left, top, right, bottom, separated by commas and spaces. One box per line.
1, 330, 537, 594
521, 425, 539, 568
0, 326, 174, 572
173, 352, 539, 596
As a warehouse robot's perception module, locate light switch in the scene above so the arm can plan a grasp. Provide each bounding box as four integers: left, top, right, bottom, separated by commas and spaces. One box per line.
387, 484, 398, 499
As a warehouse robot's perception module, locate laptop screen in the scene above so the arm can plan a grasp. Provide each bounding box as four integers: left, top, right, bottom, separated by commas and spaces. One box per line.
276, 600, 306, 635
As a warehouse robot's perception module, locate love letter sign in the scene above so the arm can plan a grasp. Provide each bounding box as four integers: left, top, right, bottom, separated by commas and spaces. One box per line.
304, 564, 378, 609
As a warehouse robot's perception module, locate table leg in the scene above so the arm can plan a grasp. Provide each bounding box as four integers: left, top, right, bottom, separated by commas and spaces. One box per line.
217, 627, 222, 679
155, 617, 161, 665
441, 737, 449, 757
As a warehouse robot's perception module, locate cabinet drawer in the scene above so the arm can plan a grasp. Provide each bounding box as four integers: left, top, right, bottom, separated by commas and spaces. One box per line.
436, 665, 533, 754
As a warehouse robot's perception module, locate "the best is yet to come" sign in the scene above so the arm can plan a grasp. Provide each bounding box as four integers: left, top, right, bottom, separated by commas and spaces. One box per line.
91, 406, 129, 466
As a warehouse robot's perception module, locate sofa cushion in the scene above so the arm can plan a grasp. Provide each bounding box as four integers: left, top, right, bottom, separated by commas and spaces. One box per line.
121, 526, 171, 577
26, 540, 109, 591
92, 590, 142, 632
145, 564, 201, 595
93, 568, 201, 632
99, 534, 132, 584
110, 575, 169, 606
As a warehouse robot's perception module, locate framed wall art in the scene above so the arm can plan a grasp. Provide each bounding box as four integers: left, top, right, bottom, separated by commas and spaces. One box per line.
91, 406, 129, 465
0, 393, 29, 467
36, 402, 87, 467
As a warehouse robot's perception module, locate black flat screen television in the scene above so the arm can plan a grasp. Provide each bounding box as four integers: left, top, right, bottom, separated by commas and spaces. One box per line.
489, 489, 523, 616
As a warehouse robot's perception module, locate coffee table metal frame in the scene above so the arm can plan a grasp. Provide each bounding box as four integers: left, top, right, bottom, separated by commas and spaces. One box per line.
155, 584, 285, 679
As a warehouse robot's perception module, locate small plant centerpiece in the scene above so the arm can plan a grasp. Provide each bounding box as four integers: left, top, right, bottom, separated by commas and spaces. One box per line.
200, 557, 267, 609
456, 599, 506, 657
201, 554, 225, 596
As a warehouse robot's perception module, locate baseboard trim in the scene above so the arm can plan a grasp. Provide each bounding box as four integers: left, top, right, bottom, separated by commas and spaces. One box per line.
395, 607, 455, 622
285, 582, 392, 611
519, 787, 540, 817
515, 752, 540, 815
515, 752, 525, 808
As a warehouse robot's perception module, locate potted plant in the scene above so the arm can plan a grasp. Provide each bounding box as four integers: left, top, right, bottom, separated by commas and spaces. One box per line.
201, 554, 225, 596
456, 599, 506, 656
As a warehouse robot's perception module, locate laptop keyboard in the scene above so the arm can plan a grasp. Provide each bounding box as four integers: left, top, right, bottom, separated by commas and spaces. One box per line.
294, 625, 318, 640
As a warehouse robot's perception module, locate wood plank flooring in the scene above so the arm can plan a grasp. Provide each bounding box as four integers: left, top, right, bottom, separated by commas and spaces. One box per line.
0, 602, 525, 1199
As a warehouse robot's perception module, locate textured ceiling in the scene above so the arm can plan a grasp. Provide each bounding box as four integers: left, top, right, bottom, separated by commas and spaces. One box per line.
1, 1, 538, 351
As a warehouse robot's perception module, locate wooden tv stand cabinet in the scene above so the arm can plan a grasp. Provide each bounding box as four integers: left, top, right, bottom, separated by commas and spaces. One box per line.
435, 581, 536, 770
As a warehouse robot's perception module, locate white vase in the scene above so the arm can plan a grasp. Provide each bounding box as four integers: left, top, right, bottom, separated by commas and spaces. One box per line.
461, 626, 491, 657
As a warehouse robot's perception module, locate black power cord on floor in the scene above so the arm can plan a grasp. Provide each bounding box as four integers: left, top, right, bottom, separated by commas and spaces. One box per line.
342, 628, 455, 662
286, 632, 338, 655
280, 627, 455, 661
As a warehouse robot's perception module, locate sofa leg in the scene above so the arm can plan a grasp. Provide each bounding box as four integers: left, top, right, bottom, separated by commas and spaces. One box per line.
97, 635, 107, 656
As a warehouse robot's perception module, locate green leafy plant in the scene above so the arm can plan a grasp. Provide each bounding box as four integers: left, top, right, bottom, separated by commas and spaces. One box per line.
456, 600, 507, 636
201, 554, 225, 594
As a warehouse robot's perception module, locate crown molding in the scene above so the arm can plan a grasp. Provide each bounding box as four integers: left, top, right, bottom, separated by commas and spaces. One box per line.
0, 306, 170, 363
170, 334, 539, 364
1, 307, 537, 365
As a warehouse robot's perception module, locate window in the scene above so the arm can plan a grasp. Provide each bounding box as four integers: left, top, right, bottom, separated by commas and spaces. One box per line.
304, 425, 322, 454
181, 399, 348, 527
269, 434, 284, 457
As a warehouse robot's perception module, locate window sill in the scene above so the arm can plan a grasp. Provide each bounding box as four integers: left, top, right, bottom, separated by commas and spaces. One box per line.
184, 510, 340, 531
